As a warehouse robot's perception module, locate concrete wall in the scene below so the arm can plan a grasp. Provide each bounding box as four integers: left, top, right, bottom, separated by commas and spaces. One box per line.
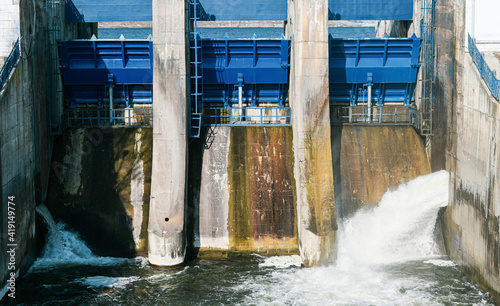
288, 0, 337, 267
149, 0, 188, 266
187, 127, 297, 256
444, 53, 500, 304
332, 126, 431, 219
45, 128, 152, 257
0, 0, 94, 300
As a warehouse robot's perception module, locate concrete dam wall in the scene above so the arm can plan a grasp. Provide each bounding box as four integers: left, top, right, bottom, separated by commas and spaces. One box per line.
443, 50, 500, 303
44, 124, 432, 261
45, 128, 152, 257
188, 127, 297, 256
332, 126, 431, 219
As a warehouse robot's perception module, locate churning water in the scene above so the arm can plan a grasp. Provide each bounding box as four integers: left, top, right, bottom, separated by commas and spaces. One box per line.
5, 171, 494, 305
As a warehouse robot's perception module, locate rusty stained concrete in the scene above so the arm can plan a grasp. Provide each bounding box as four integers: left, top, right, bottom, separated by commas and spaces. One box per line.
188, 127, 297, 256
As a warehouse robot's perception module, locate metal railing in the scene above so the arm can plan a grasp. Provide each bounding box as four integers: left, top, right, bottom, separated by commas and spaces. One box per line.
0, 39, 20, 91
202, 107, 291, 126
468, 34, 500, 101
419, 0, 436, 136
330, 105, 421, 130
62, 108, 153, 129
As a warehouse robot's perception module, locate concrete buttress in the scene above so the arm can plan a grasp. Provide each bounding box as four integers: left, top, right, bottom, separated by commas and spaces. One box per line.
149, 0, 188, 266
288, 0, 338, 266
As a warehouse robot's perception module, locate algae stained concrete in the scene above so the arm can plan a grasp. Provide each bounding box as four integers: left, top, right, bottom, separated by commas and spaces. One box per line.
187, 127, 297, 256
332, 126, 431, 219
149, 0, 189, 266
288, 0, 337, 267
46, 128, 152, 257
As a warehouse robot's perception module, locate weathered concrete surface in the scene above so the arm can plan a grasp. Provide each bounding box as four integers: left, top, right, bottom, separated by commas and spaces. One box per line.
187, 127, 297, 257
433, 0, 461, 172
443, 52, 500, 304
0, 1, 94, 301
45, 128, 152, 257
187, 127, 231, 254
227, 127, 296, 252
149, 0, 188, 266
288, 0, 337, 267
332, 126, 431, 219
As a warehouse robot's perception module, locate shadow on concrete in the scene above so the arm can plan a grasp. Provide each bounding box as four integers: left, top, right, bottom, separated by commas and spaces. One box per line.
330, 125, 345, 226
186, 127, 213, 260
45, 128, 144, 258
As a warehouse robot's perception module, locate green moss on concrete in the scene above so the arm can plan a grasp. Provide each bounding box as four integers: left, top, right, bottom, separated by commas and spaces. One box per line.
228, 127, 254, 251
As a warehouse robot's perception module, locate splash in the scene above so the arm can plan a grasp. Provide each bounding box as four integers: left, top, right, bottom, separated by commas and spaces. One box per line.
33, 204, 128, 270
337, 170, 450, 266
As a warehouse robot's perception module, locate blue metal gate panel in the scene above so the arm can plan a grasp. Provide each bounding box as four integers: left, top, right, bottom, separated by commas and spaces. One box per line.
199, 38, 290, 106
66, 0, 152, 23
329, 35, 421, 105
198, 0, 287, 21
60, 40, 153, 85
60, 40, 153, 107
328, 0, 413, 20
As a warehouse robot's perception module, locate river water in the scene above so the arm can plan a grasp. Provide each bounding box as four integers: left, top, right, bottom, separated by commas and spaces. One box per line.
4, 171, 494, 305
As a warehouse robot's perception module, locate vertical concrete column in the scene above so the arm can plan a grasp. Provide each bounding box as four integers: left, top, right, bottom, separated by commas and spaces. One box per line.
149, 0, 188, 266
288, 0, 337, 266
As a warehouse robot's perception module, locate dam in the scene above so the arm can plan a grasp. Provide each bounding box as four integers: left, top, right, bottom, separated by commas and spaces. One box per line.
1, 0, 499, 304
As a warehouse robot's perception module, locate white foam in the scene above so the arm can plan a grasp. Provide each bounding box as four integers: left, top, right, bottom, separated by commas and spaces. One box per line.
424, 259, 457, 267
31, 218, 129, 271
337, 170, 449, 265
75, 276, 140, 289
259, 255, 302, 268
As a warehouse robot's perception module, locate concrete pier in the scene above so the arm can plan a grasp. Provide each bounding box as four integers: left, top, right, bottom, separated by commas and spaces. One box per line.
148, 0, 188, 266
288, 0, 337, 266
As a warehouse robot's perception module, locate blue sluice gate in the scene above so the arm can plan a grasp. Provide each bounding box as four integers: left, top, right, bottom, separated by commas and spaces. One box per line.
329, 34, 421, 106
196, 38, 290, 107
59, 39, 153, 108
58, 35, 421, 126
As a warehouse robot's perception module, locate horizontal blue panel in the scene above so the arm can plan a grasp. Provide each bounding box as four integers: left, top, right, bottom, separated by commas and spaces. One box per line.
198, 0, 287, 21
329, 35, 420, 106
66, 0, 152, 22
199, 39, 290, 84
65, 84, 152, 108
202, 84, 288, 106
67, 0, 410, 22
60, 40, 153, 85
330, 83, 415, 105
329, 0, 413, 20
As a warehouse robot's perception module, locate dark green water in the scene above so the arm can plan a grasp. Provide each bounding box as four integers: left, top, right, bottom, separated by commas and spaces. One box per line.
3, 255, 493, 305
